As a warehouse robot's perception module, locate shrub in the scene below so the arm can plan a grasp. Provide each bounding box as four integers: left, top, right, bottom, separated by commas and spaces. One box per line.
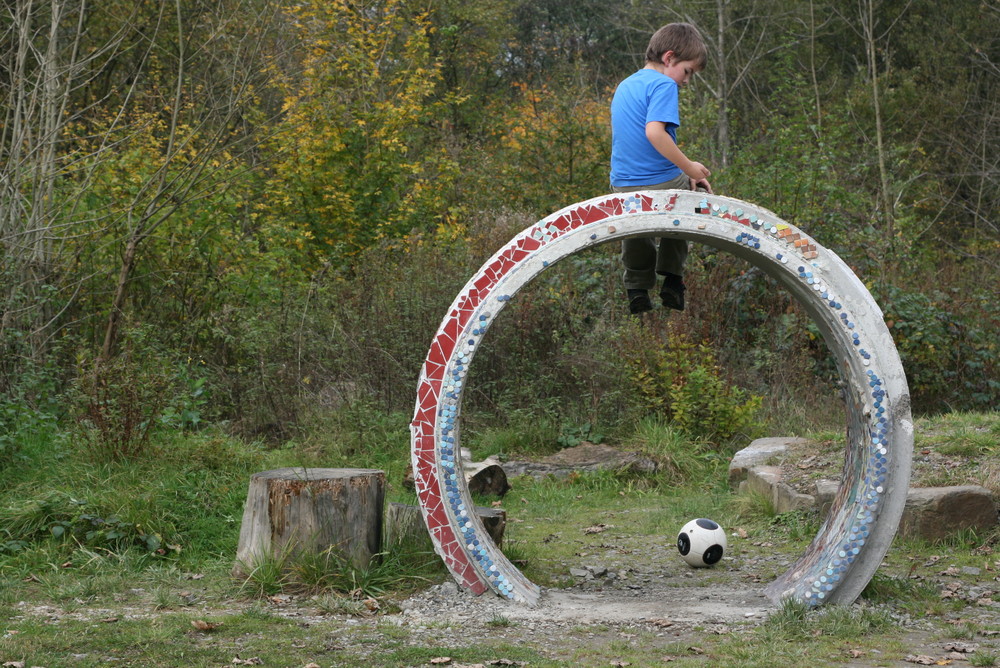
621, 321, 763, 447
70, 326, 179, 460
881, 285, 1000, 412
0, 491, 179, 558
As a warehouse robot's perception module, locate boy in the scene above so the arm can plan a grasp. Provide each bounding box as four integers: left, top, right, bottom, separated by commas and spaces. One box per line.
610, 22, 713, 315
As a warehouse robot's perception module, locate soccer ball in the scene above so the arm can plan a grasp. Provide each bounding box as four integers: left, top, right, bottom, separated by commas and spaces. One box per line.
677, 518, 727, 567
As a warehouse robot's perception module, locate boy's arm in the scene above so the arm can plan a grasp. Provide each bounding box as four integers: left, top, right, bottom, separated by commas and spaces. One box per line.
645, 121, 713, 193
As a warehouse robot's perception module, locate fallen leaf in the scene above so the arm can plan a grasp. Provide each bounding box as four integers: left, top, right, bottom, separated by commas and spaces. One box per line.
304, 663, 321, 668
610, 662, 630, 667
583, 524, 610, 535
648, 618, 674, 628
904, 656, 937, 665
735, 527, 748, 539
847, 649, 864, 658
659, 657, 675, 663
187, 573, 205, 580
61, 561, 73, 568
491, 500, 503, 508
191, 619, 222, 632
688, 647, 704, 655
231, 658, 264, 666
363, 597, 379, 612
430, 658, 452, 665
939, 567, 961, 576
22, 574, 39, 583
99, 616, 119, 623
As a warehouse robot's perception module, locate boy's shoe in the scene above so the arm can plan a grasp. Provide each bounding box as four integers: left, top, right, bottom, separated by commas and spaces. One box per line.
627, 289, 653, 314
659, 273, 686, 311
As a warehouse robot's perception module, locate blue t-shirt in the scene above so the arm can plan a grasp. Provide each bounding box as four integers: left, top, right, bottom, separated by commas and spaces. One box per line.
609, 68, 681, 187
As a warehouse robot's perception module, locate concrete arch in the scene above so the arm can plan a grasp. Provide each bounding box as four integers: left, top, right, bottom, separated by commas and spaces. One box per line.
410, 190, 913, 607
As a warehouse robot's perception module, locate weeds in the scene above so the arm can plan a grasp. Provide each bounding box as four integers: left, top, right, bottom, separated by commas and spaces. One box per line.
486, 612, 513, 627
237, 538, 442, 600
624, 417, 720, 484
972, 651, 999, 667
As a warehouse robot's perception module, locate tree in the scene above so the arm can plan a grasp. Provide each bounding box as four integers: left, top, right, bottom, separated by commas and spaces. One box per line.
267, 0, 461, 262
620, 0, 800, 167
0, 0, 117, 364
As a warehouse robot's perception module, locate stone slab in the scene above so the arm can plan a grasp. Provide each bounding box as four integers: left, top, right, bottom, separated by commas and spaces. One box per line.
898, 485, 998, 542
743, 465, 783, 500
739, 464, 999, 543
814, 479, 839, 518
774, 481, 815, 514
728, 437, 810, 489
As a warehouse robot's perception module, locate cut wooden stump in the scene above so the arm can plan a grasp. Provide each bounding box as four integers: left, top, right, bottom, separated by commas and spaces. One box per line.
385, 501, 506, 549
403, 454, 511, 497
233, 467, 385, 578
464, 456, 511, 497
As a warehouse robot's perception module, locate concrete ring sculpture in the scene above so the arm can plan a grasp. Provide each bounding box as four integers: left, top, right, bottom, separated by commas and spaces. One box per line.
410, 190, 913, 607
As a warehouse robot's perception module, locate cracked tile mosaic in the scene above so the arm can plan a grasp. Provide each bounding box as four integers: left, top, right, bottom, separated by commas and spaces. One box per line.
411, 190, 911, 607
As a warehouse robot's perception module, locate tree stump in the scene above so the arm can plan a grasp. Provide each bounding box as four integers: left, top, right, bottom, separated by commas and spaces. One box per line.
233, 468, 385, 577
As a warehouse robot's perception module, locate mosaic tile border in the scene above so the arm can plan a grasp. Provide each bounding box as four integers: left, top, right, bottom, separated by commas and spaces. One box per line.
410, 190, 913, 607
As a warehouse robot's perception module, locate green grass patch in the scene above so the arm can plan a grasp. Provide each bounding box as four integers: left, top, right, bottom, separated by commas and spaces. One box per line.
2, 408, 999, 666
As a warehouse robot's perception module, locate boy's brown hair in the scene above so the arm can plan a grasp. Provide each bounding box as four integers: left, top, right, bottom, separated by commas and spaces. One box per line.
645, 23, 708, 69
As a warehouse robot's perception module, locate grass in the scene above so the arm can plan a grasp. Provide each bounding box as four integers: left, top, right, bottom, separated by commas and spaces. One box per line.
1, 410, 999, 666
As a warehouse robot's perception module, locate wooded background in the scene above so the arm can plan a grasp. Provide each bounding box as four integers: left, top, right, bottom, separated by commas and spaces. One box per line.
1, 0, 997, 453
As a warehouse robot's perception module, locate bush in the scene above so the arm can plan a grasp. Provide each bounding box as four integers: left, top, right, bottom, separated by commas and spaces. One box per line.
70, 326, 192, 460
880, 285, 1000, 412
620, 321, 764, 447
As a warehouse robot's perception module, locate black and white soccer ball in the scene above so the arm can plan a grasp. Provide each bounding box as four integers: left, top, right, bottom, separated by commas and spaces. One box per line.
676, 518, 727, 567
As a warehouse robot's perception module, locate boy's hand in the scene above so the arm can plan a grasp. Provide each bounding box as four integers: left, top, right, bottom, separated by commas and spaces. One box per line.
690, 177, 713, 194
686, 161, 713, 194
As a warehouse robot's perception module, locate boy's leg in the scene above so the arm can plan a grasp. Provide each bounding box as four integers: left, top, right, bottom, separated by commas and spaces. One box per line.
621, 238, 658, 292
621, 237, 657, 314
652, 174, 692, 310
655, 239, 688, 277
615, 176, 689, 313
652, 172, 693, 278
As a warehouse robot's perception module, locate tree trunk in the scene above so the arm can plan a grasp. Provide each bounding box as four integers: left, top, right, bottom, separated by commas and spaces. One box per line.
100, 232, 141, 361
233, 467, 385, 577
716, 0, 730, 167
861, 0, 895, 266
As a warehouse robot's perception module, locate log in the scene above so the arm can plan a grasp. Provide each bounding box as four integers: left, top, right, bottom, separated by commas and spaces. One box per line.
233, 467, 385, 577
463, 455, 511, 497
385, 502, 506, 549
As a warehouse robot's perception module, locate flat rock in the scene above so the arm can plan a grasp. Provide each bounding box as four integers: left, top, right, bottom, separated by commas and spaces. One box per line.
738, 463, 999, 542
814, 479, 839, 518
741, 465, 783, 499
729, 437, 810, 489
898, 485, 998, 542
773, 481, 815, 514
504, 442, 657, 480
